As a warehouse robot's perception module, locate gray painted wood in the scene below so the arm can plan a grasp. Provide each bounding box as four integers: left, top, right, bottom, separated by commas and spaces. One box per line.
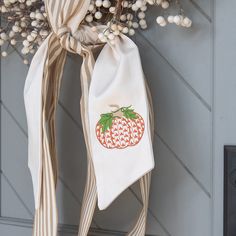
149, 137, 211, 236
0, 0, 231, 235
136, 34, 212, 194
0, 223, 32, 236
213, 1, 236, 236
140, 0, 212, 104
190, 0, 211, 20
1, 175, 32, 220
1, 105, 35, 216
1, 51, 28, 132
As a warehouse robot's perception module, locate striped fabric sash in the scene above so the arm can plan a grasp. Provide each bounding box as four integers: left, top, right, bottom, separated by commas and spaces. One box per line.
26, 1, 154, 235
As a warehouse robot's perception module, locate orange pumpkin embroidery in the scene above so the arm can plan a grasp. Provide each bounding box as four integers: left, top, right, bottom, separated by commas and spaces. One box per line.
95, 106, 145, 149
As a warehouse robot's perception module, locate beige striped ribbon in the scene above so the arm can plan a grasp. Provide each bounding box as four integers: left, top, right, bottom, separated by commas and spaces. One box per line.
31, 0, 154, 235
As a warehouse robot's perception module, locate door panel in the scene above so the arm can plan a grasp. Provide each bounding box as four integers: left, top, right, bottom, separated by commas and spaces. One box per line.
0, 0, 218, 235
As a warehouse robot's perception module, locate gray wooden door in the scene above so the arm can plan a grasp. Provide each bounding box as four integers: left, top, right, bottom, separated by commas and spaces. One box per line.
1, 0, 234, 235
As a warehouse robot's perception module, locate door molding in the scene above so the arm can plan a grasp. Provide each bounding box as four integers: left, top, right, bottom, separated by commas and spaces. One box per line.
0, 216, 125, 236
0, 216, 157, 235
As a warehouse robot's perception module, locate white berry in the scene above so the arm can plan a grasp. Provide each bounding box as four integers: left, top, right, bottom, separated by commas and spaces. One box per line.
1, 51, 7, 57
141, 24, 147, 29
31, 31, 37, 38
8, 31, 15, 39
132, 22, 139, 28
10, 39, 16, 45
20, 21, 27, 28
129, 28, 135, 36
95, 0, 102, 7
111, 24, 117, 31
141, 5, 147, 11
160, 21, 167, 27
120, 14, 126, 21
155, 0, 162, 5
139, 19, 147, 26
0, 32, 7, 40
30, 12, 35, 19
95, 11, 102, 19
23, 59, 29, 65
109, 6, 116, 13
103, 0, 111, 8
161, 1, 169, 9
122, 1, 129, 7
122, 27, 129, 34
31, 20, 38, 27
26, 0, 32, 6
21, 32, 27, 37
131, 4, 138, 11
21, 47, 30, 54
183, 17, 192, 27
118, 25, 123, 31
85, 14, 93, 23
12, 25, 20, 32
127, 13, 133, 20
174, 15, 181, 25
167, 15, 174, 23
127, 21, 133, 27
1, 6, 7, 13
136, 0, 143, 8
35, 12, 44, 20
147, 0, 154, 5
156, 16, 165, 24
27, 35, 34, 42
138, 12, 145, 19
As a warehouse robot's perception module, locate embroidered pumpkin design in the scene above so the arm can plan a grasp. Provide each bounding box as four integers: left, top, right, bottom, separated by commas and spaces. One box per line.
96, 106, 145, 149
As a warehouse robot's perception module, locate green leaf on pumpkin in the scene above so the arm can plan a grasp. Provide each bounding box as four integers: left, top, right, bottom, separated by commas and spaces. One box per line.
98, 113, 113, 133
122, 107, 138, 119
98, 106, 138, 133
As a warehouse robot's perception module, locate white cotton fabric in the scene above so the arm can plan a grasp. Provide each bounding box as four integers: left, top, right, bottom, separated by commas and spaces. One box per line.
24, 35, 51, 209
89, 35, 155, 210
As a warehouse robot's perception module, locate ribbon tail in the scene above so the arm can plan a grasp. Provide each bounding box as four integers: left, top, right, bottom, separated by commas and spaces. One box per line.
127, 81, 154, 236
127, 172, 152, 236
25, 33, 67, 236
24, 35, 51, 210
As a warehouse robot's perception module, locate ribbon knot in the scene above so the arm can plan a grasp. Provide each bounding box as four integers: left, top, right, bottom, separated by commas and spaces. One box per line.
57, 26, 82, 54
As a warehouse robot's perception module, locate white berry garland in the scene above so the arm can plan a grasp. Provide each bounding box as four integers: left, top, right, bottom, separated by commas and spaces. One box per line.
0, 0, 192, 64
0, 0, 49, 64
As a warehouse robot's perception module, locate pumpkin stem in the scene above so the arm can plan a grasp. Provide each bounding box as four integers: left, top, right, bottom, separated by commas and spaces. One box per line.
109, 104, 120, 112
108, 105, 133, 117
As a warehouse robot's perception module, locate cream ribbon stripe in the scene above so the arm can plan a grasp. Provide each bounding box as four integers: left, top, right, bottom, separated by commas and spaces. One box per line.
24, 0, 154, 235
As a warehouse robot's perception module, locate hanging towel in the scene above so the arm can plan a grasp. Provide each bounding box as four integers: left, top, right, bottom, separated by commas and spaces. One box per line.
89, 35, 154, 209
